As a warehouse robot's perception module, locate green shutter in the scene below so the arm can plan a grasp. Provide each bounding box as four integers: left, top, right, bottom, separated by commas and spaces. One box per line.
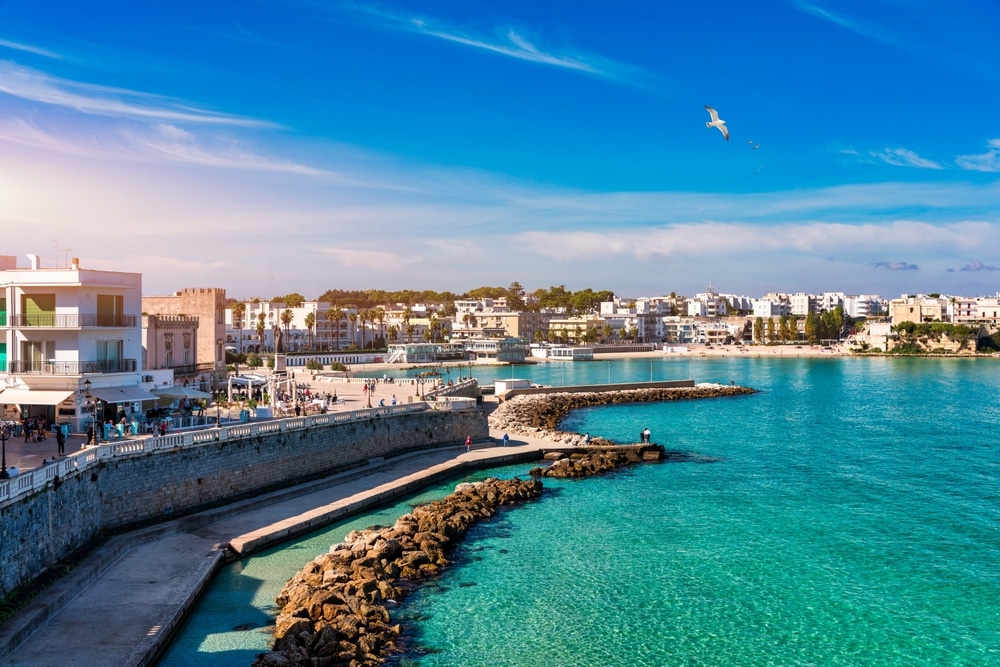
23, 294, 55, 326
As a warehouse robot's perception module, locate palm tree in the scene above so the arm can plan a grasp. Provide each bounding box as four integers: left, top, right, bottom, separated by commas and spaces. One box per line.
387, 324, 399, 344
349, 312, 357, 348
374, 307, 386, 348
326, 306, 343, 351
281, 308, 293, 351
429, 314, 440, 343
304, 312, 315, 351
403, 307, 412, 342
406, 322, 415, 344
255, 312, 266, 352
232, 302, 246, 354
359, 310, 369, 350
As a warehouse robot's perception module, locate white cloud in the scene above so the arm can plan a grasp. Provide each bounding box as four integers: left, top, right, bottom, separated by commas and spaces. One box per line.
317, 247, 421, 268
871, 147, 942, 169
515, 220, 997, 262
789, 1, 905, 49
0, 38, 63, 60
340, 5, 652, 88
0, 61, 274, 127
956, 139, 1000, 172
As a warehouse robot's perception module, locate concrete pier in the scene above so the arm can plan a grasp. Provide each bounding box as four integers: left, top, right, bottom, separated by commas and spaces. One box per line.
0, 430, 565, 667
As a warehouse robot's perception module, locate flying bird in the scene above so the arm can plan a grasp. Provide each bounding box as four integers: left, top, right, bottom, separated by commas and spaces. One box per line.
748, 140, 760, 150
704, 105, 728, 141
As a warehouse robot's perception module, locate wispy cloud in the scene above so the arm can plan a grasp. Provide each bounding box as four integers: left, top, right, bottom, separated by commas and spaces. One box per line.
871, 148, 942, 170
870, 261, 919, 271
789, 1, 905, 49
0, 61, 275, 127
341, 4, 652, 87
960, 260, 1000, 272
0, 38, 63, 60
317, 247, 420, 268
956, 139, 1000, 172
0, 117, 330, 176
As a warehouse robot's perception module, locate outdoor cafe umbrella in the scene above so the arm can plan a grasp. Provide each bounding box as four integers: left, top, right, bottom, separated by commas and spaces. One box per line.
151, 386, 214, 401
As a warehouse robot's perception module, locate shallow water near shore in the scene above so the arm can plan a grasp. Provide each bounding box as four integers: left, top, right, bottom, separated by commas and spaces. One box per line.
161, 357, 1000, 666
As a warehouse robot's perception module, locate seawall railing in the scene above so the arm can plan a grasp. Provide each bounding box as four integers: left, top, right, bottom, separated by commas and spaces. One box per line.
0, 402, 434, 508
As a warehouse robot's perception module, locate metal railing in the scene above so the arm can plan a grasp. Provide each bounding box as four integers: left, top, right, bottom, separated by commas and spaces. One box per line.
6, 359, 139, 375
6, 314, 138, 328
0, 401, 443, 507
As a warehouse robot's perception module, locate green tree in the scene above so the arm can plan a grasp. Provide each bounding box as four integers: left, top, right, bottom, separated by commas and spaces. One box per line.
274, 293, 305, 308
804, 311, 819, 342
766, 318, 776, 343
374, 307, 386, 348
753, 317, 764, 343
304, 311, 315, 351
255, 312, 266, 352
506, 282, 526, 311
349, 312, 357, 348
232, 302, 246, 353
281, 308, 293, 350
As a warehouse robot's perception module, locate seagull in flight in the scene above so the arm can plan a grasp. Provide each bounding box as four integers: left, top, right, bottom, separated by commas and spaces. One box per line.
748, 140, 760, 150
704, 105, 728, 141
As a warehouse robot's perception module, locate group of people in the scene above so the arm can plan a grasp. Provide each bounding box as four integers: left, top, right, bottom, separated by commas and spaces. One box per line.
639, 427, 652, 444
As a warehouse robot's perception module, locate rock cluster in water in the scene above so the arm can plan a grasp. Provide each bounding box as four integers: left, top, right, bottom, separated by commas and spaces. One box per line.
252, 477, 542, 667
489, 384, 756, 445
530, 445, 663, 478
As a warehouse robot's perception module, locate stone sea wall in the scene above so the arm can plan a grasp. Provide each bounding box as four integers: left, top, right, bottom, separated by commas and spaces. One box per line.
253, 477, 544, 667
489, 384, 757, 445
0, 410, 486, 601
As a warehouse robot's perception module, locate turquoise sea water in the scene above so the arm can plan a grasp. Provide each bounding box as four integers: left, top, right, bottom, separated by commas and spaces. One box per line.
160, 357, 1000, 666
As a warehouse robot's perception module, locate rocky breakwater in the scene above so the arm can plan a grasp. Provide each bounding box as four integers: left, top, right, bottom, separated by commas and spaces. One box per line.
252, 477, 543, 667
530, 444, 664, 478
490, 384, 756, 445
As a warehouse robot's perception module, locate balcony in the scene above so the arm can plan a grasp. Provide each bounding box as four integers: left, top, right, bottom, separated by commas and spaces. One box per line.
6, 314, 138, 328
7, 359, 139, 375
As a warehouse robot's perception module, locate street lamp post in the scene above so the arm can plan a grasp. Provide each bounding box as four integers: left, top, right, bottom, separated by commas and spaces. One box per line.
83, 378, 98, 443
0, 423, 11, 479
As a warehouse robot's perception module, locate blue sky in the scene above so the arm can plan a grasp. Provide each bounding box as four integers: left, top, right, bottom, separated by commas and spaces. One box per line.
1, 0, 999, 300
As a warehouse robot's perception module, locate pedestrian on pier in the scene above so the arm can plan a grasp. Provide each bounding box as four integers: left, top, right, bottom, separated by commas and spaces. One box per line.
465, 435, 472, 451
502, 433, 509, 447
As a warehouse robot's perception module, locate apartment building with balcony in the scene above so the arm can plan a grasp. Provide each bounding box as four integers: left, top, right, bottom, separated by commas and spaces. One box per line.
0, 254, 154, 432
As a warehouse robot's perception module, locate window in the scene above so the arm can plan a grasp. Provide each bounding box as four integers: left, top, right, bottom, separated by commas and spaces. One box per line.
97, 294, 124, 326
97, 340, 123, 370
22, 294, 55, 326
164, 333, 173, 367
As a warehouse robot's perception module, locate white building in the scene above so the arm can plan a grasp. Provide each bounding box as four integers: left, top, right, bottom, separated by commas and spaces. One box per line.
227, 301, 360, 353
844, 294, 886, 319
0, 254, 155, 433
753, 298, 790, 318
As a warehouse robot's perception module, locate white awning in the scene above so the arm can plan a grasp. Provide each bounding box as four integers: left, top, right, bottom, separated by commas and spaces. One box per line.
89, 386, 159, 403
0, 389, 75, 405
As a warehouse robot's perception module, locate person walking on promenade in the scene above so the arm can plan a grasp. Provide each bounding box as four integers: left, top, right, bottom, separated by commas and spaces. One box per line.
56, 426, 65, 455
502, 433, 509, 447
465, 435, 472, 451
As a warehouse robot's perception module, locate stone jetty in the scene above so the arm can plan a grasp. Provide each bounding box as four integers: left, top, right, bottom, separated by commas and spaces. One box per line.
252, 477, 543, 667
489, 384, 756, 445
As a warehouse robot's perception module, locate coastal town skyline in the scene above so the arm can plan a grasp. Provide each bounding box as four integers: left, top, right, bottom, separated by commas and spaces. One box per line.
2, 1, 999, 297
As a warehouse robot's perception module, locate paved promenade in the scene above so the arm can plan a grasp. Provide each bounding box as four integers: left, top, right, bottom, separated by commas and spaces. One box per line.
0, 428, 564, 667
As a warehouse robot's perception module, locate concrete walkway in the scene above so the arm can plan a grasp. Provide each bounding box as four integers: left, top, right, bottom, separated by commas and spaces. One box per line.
0, 429, 565, 667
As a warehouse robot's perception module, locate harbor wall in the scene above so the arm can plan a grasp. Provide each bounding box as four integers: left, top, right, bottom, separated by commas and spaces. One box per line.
0, 409, 486, 600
